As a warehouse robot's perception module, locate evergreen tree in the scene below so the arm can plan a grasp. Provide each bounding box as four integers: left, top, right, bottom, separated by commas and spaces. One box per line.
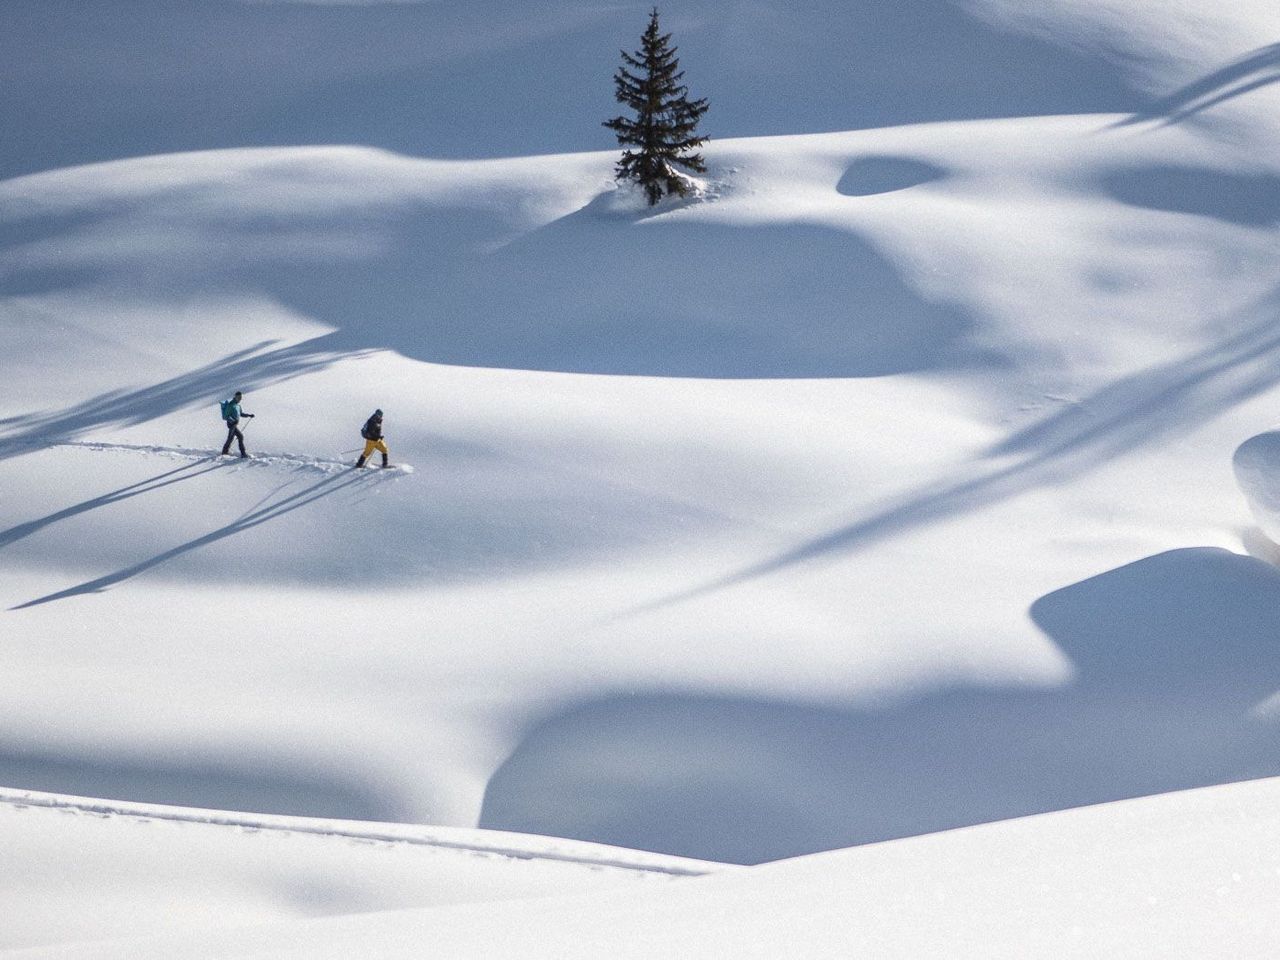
604, 9, 710, 206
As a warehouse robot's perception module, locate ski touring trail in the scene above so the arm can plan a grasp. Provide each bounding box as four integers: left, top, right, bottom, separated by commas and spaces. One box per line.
50, 441, 414, 475
0, 787, 720, 878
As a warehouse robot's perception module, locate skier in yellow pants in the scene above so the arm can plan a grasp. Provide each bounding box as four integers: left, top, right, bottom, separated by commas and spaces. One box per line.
355, 409, 391, 468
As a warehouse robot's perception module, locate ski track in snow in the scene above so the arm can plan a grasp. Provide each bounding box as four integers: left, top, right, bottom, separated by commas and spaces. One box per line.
0, 788, 718, 878
49, 441, 414, 475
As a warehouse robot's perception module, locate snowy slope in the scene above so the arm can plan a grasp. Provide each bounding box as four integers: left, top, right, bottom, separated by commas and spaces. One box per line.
0, 787, 715, 951
5, 0, 1280, 955
14, 777, 1280, 959
0, 0, 1145, 177
5, 111, 1280, 863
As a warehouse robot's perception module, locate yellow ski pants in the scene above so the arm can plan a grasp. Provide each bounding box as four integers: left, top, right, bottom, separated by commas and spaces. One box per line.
361, 439, 388, 458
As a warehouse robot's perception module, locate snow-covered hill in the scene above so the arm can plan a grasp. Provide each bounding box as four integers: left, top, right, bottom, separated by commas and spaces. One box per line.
0, 787, 715, 951
12, 778, 1280, 959
4, 0, 1280, 955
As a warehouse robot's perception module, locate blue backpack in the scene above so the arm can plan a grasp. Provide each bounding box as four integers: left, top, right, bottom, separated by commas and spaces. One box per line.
220, 399, 236, 420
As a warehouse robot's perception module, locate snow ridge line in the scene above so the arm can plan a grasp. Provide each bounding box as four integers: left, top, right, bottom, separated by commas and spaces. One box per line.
0, 788, 720, 878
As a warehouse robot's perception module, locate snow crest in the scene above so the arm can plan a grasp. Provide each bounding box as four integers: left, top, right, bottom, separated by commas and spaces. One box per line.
1233, 430, 1280, 543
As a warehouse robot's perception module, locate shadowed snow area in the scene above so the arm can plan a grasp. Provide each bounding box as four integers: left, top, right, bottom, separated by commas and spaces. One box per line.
1101, 164, 1280, 227
0, 440, 726, 600
836, 156, 948, 196
272, 204, 987, 378
0, 148, 990, 380
0, 747, 409, 823
482, 550, 1280, 863
1233, 430, 1280, 544
0, 0, 1147, 178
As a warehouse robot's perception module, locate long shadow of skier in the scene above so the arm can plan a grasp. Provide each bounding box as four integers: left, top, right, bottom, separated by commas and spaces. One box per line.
12, 469, 368, 609
0, 459, 226, 550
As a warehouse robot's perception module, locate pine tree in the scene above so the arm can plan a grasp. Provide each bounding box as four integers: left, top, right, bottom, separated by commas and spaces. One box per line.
604, 9, 710, 206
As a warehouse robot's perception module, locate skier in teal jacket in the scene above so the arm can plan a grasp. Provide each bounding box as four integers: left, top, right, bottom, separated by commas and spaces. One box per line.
219, 391, 254, 457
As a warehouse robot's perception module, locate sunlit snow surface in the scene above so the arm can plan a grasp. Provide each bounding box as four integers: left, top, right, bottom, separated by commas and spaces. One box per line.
4, 0, 1280, 955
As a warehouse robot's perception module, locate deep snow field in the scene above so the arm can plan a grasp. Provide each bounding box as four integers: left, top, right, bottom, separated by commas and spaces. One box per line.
4, 0, 1280, 956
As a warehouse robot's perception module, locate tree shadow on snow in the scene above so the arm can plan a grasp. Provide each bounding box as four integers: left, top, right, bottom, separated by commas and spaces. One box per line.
1114, 43, 1280, 128
634, 287, 1280, 609
482, 548, 1280, 864
0, 335, 367, 462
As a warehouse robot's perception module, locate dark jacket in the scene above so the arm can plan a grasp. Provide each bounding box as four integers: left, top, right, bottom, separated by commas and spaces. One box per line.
361, 415, 383, 441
